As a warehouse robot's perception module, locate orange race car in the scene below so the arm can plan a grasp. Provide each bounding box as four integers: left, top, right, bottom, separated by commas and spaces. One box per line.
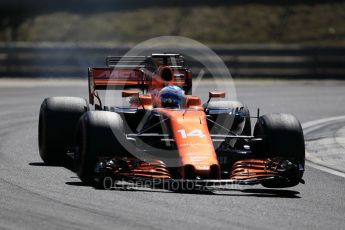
38, 53, 305, 190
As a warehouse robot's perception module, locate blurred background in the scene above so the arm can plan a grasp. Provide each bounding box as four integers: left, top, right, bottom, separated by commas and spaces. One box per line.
0, 0, 344, 78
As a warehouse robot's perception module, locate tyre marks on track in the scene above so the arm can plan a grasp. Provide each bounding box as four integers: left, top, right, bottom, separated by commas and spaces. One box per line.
303, 115, 345, 177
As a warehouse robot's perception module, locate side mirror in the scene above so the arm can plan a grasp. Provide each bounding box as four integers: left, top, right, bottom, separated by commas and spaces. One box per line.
209, 91, 225, 98
122, 90, 140, 98
205, 91, 226, 110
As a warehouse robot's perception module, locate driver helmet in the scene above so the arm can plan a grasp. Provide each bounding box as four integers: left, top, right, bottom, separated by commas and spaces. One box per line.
159, 86, 185, 108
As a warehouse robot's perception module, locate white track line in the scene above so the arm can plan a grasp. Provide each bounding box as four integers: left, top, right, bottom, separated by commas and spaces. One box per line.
305, 160, 345, 178
302, 115, 345, 130
303, 115, 345, 178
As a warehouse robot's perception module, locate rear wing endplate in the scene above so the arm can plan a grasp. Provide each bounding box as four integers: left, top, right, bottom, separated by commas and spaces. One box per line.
88, 67, 148, 104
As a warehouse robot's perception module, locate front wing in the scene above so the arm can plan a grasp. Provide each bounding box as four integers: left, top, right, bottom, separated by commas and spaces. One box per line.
93, 158, 303, 190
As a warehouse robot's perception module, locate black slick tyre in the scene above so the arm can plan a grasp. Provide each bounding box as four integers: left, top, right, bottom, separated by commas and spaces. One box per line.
253, 113, 305, 188
38, 97, 89, 165
76, 111, 130, 184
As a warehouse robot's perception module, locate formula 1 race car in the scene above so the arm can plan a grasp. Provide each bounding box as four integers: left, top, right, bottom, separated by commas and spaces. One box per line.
38, 53, 305, 190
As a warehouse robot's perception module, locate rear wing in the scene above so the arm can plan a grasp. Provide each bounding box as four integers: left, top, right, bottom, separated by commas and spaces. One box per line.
106, 53, 184, 68
88, 54, 192, 105
88, 67, 148, 104
105, 56, 155, 70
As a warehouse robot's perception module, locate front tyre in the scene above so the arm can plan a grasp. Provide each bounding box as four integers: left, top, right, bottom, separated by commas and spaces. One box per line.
253, 113, 305, 188
76, 111, 130, 184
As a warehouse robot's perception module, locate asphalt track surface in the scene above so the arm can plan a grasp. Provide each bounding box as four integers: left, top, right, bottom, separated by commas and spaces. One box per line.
1, 79, 345, 230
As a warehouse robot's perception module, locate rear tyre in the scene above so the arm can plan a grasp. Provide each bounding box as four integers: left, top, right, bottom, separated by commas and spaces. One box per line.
38, 97, 89, 165
76, 111, 130, 184
253, 113, 305, 188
